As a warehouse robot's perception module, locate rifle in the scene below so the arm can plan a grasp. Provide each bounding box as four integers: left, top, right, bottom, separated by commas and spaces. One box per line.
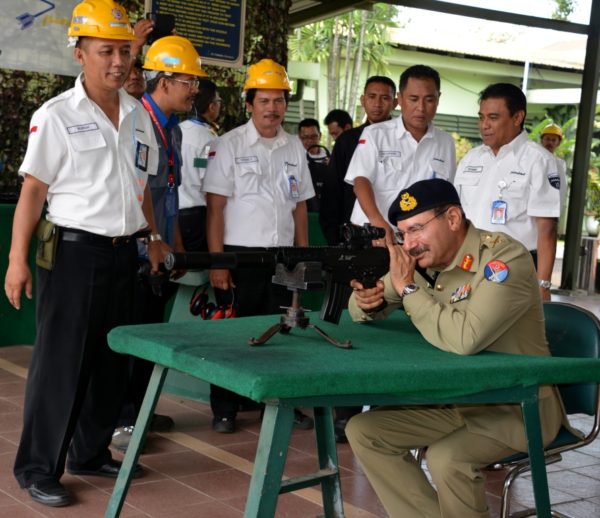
165, 224, 390, 326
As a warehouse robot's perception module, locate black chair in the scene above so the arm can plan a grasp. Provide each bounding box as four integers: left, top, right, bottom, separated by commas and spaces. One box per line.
496, 301, 600, 518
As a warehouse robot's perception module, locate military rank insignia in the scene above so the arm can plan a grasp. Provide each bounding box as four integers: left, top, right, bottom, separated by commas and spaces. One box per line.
484, 260, 509, 283
450, 284, 471, 303
460, 254, 474, 271
399, 192, 417, 211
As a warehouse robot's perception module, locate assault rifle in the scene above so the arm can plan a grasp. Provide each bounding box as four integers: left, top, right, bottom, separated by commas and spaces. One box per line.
165, 224, 390, 327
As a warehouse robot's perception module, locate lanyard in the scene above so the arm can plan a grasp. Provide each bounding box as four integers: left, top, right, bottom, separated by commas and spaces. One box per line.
141, 96, 175, 188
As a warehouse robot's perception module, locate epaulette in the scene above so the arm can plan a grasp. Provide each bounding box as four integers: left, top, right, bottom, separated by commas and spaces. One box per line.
480, 233, 506, 249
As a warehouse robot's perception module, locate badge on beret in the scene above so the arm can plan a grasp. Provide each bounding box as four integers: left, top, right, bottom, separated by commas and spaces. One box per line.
484, 260, 509, 283
460, 254, 473, 271
450, 283, 471, 303
548, 172, 561, 190
399, 192, 417, 212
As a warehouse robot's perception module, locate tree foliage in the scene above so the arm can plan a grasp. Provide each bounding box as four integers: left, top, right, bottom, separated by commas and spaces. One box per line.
288, 3, 399, 122
0, 0, 291, 195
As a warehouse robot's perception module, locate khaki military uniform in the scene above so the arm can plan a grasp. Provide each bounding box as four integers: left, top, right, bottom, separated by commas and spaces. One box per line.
346, 223, 565, 518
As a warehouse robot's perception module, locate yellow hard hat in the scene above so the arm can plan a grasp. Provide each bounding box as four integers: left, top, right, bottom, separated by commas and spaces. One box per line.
541, 123, 563, 139
243, 59, 292, 92
143, 36, 207, 77
68, 0, 134, 43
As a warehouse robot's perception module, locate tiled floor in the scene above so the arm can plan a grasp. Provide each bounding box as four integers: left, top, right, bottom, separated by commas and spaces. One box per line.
2, 294, 600, 517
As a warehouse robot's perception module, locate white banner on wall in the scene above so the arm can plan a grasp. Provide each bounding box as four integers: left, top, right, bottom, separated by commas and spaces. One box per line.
0, 1, 80, 77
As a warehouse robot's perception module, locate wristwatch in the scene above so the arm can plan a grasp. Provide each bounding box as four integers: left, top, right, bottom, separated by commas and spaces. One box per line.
402, 283, 420, 298
148, 233, 163, 243
538, 279, 552, 289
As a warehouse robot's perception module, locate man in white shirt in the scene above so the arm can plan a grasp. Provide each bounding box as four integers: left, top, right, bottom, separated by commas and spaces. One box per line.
179, 79, 221, 251
540, 122, 568, 214
4, 1, 163, 506
345, 65, 456, 244
454, 83, 560, 301
203, 59, 315, 433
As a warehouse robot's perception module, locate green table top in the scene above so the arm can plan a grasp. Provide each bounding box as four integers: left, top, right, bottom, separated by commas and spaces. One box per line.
108, 311, 600, 402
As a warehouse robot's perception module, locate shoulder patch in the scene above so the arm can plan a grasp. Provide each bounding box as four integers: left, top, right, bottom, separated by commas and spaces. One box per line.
548, 172, 561, 189
484, 260, 509, 283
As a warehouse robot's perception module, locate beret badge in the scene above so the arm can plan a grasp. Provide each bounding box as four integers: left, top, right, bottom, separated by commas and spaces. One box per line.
399, 192, 417, 212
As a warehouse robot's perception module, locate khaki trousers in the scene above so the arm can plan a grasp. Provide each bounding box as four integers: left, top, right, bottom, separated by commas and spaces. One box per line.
346, 406, 517, 518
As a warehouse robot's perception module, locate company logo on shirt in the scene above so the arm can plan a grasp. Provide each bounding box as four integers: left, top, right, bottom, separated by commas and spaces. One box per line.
358, 139, 366, 145
548, 172, 561, 189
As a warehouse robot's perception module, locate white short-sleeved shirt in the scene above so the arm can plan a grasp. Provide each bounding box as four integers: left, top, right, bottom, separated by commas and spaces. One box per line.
454, 131, 561, 251
20, 74, 159, 236
555, 156, 568, 211
178, 119, 217, 209
344, 116, 456, 226
202, 119, 315, 247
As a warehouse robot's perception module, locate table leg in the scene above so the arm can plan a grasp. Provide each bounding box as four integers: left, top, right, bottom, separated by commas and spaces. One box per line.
313, 407, 344, 517
105, 364, 168, 518
244, 403, 294, 518
521, 389, 551, 518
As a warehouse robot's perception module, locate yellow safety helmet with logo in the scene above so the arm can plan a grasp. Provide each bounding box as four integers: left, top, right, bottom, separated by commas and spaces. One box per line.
68, 0, 134, 45
243, 59, 292, 92
541, 123, 564, 140
143, 36, 207, 77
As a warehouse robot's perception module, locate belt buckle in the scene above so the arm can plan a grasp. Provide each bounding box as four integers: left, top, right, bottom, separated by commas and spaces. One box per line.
112, 236, 131, 246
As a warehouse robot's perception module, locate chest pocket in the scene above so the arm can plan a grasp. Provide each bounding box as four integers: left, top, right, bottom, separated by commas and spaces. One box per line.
236, 162, 262, 195
454, 173, 482, 202
69, 130, 106, 152
377, 156, 404, 191
430, 158, 451, 180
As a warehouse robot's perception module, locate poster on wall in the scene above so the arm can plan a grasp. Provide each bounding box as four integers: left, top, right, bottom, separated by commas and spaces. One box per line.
146, 0, 246, 68
0, 1, 80, 76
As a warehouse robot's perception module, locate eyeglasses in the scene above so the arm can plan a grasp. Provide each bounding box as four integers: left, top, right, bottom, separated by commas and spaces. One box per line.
170, 77, 200, 90
394, 208, 449, 244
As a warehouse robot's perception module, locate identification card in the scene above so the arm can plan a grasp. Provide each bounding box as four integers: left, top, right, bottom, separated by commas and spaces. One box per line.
164, 187, 177, 217
135, 141, 149, 172
491, 199, 507, 225
288, 175, 299, 199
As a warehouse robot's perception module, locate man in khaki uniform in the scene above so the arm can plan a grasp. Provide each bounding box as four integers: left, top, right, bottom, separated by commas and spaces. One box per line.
345, 178, 565, 518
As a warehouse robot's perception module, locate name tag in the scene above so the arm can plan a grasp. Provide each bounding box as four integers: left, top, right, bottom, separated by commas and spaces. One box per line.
378, 150, 402, 159
67, 122, 99, 134
509, 170, 526, 176
235, 156, 258, 164
463, 165, 483, 174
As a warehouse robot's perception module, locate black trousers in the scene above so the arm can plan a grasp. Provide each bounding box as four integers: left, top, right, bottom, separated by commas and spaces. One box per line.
210, 245, 292, 419
14, 237, 138, 487
178, 206, 207, 252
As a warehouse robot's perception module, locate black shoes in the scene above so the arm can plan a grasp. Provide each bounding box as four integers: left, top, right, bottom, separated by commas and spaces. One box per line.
27, 480, 71, 507
212, 417, 235, 433
293, 409, 314, 430
150, 413, 175, 432
67, 458, 143, 479
334, 419, 349, 443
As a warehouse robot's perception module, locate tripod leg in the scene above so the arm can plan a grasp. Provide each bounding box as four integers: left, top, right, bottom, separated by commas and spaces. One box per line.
308, 324, 352, 349
249, 323, 286, 346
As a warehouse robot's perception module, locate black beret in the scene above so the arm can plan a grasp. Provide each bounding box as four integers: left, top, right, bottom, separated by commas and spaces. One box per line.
388, 179, 461, 224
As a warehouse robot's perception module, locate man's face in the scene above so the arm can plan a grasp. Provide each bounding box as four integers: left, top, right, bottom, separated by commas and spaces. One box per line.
164, 74, 200, 114
74, 38, 132, 92
397, 208, 456, 269
398, 77, 439, 139
478, 97, 524, 154
327, 122, 350, 141
246, 89, 287, 137
360, 82, 397, 124
541, 134, 561, 154
123, 66, 145, 99
299, 125, 321, 153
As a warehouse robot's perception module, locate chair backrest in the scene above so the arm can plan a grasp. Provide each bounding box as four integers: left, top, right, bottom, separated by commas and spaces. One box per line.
543, 301, 600, 416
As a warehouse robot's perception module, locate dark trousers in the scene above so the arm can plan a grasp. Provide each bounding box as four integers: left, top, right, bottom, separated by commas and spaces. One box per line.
178, 206, 207, 252
210, 245, 292, 419
14, 238, 138, 487
118, 278, 178, 427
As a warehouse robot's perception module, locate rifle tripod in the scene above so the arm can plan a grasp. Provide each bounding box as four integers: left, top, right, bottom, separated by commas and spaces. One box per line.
248, 290, 352, 349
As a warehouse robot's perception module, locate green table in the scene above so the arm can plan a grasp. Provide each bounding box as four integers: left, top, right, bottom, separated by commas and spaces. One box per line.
105, 311, 600, 518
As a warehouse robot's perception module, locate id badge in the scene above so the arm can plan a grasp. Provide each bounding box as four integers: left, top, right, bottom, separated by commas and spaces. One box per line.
288, 175, 299, 199
164, 187, 177, 217
491, 199, 507, 225
135, 141, 149, 172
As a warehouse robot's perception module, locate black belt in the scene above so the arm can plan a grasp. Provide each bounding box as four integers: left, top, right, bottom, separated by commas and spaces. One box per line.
179, 206, 205, 215
60, 227, 150, 247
